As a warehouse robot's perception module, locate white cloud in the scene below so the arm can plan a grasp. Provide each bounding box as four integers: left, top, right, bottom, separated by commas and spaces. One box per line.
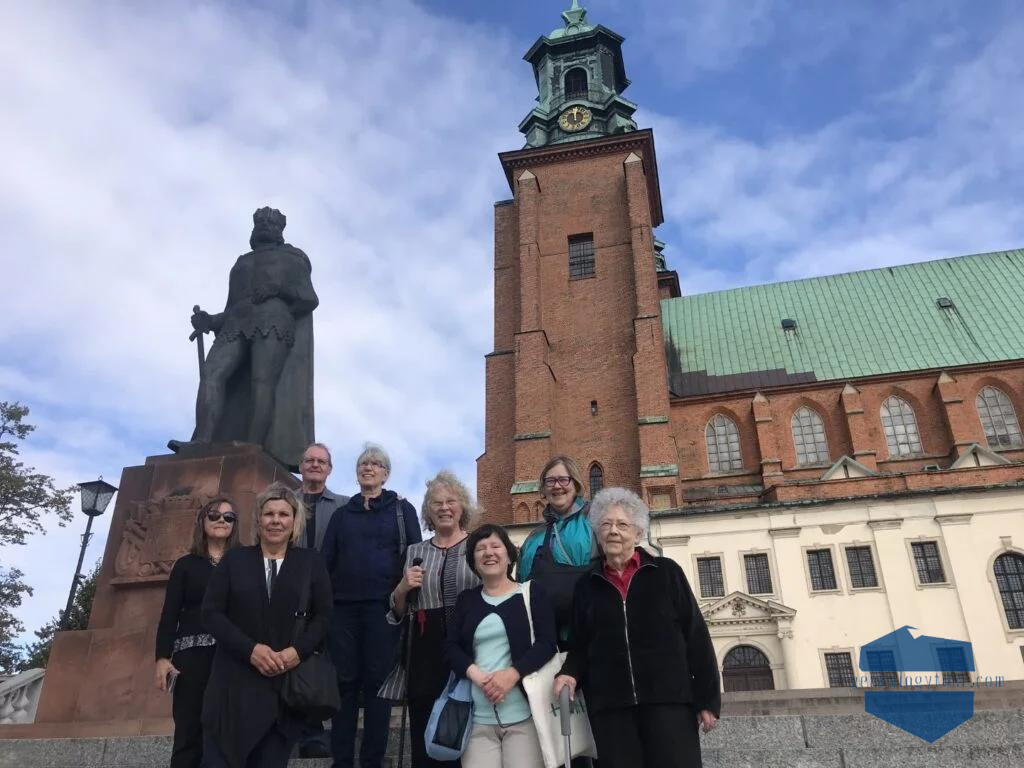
0, 0, 528, 643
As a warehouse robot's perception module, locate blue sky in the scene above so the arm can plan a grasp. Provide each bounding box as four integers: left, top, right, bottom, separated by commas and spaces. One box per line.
1, 0, 1021, 645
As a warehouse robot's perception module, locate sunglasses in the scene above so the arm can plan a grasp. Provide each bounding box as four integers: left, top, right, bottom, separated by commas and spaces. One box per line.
206, 512, 237, 524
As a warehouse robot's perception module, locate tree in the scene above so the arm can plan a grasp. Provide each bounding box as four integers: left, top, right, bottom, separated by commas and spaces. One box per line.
22, 561, 100, 670
0, 401, 76, 672
0, 402, 74, 546
0, 567, 32, 674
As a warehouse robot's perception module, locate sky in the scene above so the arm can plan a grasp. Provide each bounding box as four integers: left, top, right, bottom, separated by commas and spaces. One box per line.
1, 0, 1021, 647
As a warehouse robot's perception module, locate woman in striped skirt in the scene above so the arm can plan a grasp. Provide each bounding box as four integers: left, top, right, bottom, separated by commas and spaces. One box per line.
389, 470, 481, 767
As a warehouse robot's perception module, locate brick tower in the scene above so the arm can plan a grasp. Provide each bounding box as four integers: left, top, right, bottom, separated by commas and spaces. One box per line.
477, 2, 679, 524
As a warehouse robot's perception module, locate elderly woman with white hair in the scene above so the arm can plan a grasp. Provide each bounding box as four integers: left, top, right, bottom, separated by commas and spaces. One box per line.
553, 487, 721, 768
322, 443, 422, 768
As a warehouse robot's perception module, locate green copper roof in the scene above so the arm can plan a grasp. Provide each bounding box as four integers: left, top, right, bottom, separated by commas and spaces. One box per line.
549, 1, 595, 39
661, 248, 1024, 397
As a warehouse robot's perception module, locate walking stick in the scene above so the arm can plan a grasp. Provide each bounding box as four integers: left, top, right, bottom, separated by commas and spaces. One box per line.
396, 556, 423, 768
189, 304, 206, 376
559, 686, 573, 768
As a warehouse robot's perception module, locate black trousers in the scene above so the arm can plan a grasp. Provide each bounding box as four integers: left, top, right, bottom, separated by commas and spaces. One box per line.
202, 724, 296, 768
589, 704, 702, 768
171, 645, 215, 768
408, 695, 460, 768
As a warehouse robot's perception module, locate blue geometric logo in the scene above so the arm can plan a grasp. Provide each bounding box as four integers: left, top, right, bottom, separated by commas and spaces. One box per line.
860, 626, 975, 742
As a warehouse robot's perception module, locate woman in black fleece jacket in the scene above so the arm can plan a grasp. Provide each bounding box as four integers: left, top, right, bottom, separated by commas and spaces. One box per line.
555, 488, 721, 768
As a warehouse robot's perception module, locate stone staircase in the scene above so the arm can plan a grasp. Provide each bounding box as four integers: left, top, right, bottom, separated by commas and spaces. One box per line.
2, 709, 1023, 767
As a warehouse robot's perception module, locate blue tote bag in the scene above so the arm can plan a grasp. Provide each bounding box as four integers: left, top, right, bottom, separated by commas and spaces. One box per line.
424, 672, 475, 760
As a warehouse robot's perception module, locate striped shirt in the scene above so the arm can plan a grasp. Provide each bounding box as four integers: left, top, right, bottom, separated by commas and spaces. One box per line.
388, 537, 480, 623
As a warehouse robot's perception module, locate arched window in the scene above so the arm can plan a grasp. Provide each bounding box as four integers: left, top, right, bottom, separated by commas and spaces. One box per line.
994, 553, 1024, 630
880, 396, 923, 456
722, 645, 774, 692
564, 67, 588, 98
977, 387, 1023, 448
589, 463, 604, 497
791, 407, 829, 465
706, 414, 742, 473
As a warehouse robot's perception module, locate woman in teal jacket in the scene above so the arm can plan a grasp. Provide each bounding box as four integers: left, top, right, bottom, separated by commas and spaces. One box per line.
516, 455, 600, 644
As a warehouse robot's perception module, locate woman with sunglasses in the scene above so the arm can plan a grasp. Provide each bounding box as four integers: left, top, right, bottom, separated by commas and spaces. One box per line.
155, 496, 241, 768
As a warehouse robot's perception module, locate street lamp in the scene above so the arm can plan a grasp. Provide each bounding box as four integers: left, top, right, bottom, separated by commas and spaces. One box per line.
61, 478, 118, 630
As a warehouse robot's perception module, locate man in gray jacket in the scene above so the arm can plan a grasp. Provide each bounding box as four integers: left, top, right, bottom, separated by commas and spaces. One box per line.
296, 441, 348, 758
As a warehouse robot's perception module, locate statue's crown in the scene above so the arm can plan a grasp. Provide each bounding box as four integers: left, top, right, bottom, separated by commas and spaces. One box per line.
252, 206, 286, 230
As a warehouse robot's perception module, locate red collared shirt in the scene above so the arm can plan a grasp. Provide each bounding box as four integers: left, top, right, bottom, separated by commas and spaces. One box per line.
603, 550, 642, 599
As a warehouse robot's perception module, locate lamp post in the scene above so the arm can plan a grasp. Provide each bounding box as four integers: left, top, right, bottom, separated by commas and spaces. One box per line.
61, 478, 118, 630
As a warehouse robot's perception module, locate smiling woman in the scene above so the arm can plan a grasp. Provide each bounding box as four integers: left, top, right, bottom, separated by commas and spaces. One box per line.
200, 482, 333, 768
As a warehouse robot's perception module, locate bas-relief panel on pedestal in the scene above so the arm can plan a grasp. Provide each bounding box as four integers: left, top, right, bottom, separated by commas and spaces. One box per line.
112, 493, 208, 586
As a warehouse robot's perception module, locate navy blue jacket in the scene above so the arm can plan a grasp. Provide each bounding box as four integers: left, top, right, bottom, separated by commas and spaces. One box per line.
445, 582, 557, 681
321, 489, 421, 602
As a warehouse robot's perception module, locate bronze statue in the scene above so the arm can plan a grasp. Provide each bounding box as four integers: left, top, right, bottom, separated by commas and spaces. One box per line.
185, 207, 318, 469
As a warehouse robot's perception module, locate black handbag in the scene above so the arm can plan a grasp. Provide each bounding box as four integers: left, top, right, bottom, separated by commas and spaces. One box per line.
281, 557, 340, 721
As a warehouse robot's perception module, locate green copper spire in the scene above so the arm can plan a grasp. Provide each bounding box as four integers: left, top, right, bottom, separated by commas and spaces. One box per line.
519, 3, 638, 147
552, 0, 591, 38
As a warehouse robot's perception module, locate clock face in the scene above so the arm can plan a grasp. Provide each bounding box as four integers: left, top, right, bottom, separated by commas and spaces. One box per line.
559, 105, 593, 133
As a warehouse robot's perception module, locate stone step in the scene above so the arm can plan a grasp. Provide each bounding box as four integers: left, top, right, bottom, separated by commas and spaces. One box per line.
3, 710, 1022, 767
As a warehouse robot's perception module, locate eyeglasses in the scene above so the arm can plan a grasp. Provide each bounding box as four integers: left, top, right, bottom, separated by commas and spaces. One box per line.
358, 460, 386, 470
207, 512, 237, 524
302, 457, 329, 466
543, 476, 572, 488
430, 498, 461, 509
598, 520, 634, 533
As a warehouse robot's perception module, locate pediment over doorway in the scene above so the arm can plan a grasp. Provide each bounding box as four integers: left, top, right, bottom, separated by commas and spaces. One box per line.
701, 591, 796, 631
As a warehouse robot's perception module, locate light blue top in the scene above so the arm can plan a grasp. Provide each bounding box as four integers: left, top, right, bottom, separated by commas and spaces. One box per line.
471, 588, 532, 725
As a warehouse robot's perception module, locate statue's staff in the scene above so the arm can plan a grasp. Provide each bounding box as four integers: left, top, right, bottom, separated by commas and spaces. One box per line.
189, 304, 207, 376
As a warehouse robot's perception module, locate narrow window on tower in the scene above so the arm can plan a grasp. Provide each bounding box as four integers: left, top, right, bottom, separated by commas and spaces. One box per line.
564, 67, 588, 99
568, 234, 595, 280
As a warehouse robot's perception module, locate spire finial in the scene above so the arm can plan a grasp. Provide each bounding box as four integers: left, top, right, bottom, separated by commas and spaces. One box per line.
562, 0, 587, 29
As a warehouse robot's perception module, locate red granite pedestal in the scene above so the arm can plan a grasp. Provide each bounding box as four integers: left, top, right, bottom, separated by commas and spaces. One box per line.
6, 443, 296, 738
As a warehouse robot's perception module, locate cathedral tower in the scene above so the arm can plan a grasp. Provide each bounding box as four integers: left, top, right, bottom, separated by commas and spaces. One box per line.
478, 2, 678, 523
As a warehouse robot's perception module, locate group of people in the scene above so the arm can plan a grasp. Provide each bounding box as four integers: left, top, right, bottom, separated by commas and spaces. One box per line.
156, 447, 722, 768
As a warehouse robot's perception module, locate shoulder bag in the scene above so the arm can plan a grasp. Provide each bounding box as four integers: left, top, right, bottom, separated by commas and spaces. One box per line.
520, 580, 598, 768
281, 555, 341, 721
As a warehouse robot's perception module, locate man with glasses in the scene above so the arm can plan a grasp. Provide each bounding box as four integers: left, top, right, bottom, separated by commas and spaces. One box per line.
296, 442, 348, 759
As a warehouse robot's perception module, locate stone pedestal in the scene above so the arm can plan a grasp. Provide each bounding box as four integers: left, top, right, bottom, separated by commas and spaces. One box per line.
26, 443, 296, 737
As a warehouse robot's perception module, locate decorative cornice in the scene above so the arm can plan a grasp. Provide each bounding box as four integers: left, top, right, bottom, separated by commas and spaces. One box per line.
513, 432, 551, 441
637, 415, 669, 425
769, 527, 801, 538
498, 129, 663, 226
868, 518, 903, 530
510, 481, 541, 494
935, 513, 973, 526
640, 463, 679, 478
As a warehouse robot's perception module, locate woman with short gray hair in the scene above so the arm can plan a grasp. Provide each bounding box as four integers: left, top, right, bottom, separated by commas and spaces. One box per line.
322, 443, 422, 768
553, 487, 721, 768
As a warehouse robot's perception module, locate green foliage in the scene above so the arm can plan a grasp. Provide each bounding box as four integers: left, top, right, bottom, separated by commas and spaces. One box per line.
22, 561, 101, 670
0, 567, 32, 674
0, 401, 78, 672
0, 402, 75, 546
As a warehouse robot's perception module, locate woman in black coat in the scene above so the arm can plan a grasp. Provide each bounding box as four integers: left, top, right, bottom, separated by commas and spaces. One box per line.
201, 482, 333, 768
554, 488, 721, 768
155, 496, 241, 768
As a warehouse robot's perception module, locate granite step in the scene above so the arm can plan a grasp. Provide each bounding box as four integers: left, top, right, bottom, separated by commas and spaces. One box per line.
2, 710, 1022, 767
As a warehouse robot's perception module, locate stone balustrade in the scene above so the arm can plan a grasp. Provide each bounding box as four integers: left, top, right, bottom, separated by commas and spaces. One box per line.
0, 669, 45, 725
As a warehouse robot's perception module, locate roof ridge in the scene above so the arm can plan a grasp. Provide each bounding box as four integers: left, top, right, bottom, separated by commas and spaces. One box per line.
676, 247, 1024, 300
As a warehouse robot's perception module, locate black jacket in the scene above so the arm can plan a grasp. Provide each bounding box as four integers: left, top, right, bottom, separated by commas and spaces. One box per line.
155, 553, 213, 659
559, 550, 721, 716
445, 583, 557, 682
201, 545, 332, 768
